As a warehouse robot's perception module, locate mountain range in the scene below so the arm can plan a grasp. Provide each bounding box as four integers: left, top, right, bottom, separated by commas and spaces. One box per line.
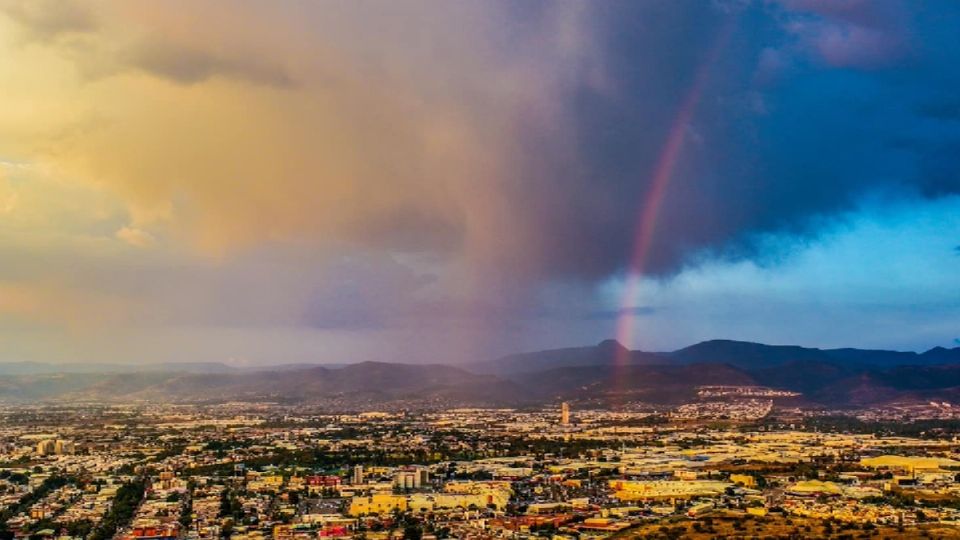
2, 339, 960, 408
470, 338, 960, 375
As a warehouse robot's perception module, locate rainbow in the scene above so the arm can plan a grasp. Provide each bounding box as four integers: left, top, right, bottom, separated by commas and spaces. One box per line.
612, 20, 734, 402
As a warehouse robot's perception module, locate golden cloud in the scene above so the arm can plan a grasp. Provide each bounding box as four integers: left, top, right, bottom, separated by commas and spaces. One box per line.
0, 1, 601, 273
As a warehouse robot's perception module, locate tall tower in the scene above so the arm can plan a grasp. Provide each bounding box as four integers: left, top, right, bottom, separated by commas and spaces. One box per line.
353, 465, 364, 485
561, 402, 570, 425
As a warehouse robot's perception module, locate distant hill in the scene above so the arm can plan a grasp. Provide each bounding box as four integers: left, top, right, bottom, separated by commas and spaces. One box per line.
515, 363, 755, 404
472, 338, 960, 376
917, 346, 960, 364
468, 338, 960, 407
3, 339, 960, 408
668, 340, 834, 368
669, 339, 960, 369
470, 339, 667, 376
512, 359, 960, 407
0, 361, 528, 408
748, 360, 857, 396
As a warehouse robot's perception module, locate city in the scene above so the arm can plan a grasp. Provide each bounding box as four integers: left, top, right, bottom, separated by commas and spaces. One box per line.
4, 398, 960, 539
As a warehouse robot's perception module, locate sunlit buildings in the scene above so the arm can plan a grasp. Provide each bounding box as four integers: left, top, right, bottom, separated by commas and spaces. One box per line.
35, 439, 75, 456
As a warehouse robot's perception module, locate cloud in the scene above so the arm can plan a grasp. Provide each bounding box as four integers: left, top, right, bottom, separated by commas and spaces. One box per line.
0, 175, 17, 214
776, 0, 911, 69
605, 195, 960, 351
915, 99, 960, 121
302, 253, 438, 330
129, 42, 294, 87
5, 0, 960, 285
0, 281, 129, 330
115, 225, 154, 248
0, 1, 609, 281
1, 1, 960, 363
0, 0, 293, 87
0, 0, 96, 39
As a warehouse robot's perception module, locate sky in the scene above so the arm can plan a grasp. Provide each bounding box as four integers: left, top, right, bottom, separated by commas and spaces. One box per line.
1, 0, 959, 365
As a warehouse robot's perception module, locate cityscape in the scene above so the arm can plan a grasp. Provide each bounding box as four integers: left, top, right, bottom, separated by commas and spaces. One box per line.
5, 397, 960, 540
4, 0, 960, 539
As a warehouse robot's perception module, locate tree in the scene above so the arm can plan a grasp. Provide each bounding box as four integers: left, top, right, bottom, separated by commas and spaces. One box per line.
89, 480, 146, 540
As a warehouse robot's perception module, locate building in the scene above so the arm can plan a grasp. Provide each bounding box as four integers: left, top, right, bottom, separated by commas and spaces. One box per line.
576, 518, 632, 533
348, 494, 408, 516
393, 467, 429, 490
352, 465, 364, 485
730, 473, 758, 488
36, 439, 76, 456
36, 439, 56, 456
609, 480, 731, 501
306, 475, 341, 494
54, 440, 75, 455
561, 402, 571, 425
861, 455, 958, 474
126, 524, 180, 540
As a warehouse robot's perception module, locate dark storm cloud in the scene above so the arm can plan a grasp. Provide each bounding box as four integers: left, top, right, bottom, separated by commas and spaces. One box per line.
0, 0, 294, 87
130, 41, 295, 87
302, 254, 438, 330
915, 98, 960, 121
502, 0, 960, 280
275, 0, 960, 339
0, 0, 96, 39
11, 0, 957, 286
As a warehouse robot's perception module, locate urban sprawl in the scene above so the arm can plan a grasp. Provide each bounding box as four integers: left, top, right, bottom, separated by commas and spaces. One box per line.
4, 396, 960, 539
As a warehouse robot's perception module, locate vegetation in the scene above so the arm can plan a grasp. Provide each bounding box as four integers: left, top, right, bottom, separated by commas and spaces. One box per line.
614, 512, 960, 540
782, 416, 960, 438
89, 479, 146, 540
182, 435, 611, 477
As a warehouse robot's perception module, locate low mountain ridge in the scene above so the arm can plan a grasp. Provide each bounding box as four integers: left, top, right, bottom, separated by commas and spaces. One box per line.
474, 338, 960, 376
2, 339, 960, 408
670, 339, 960, 369
0, 361, 527, 408
515, 362, 755, 404
470, 339, 667, 375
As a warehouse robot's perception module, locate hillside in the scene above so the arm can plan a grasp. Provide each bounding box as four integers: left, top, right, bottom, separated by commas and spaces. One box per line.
515, 363, 756, 404
3, 339, 960, 408
474, 338, 960, 376
0, 362, 528, 409
469, 339, 668, 375
670, 339, 960, 369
